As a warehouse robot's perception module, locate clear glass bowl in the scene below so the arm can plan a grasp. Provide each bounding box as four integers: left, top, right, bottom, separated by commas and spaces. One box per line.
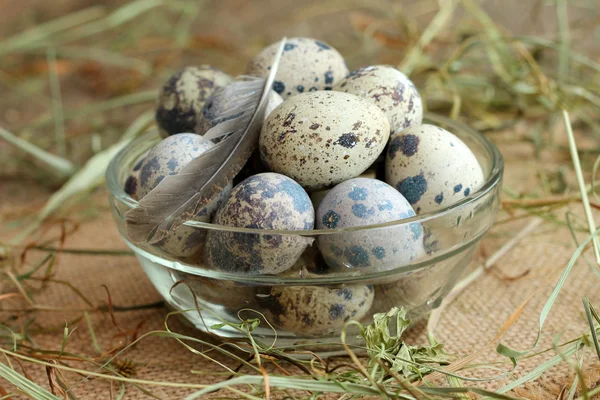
106, 113, 503, 352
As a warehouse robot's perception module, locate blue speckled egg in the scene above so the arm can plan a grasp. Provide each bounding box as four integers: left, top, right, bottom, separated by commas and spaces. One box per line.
385, 124, 484, 215
246, 37, 349, 99
138, 133, 232, 257
156, 66, 232, 138
205, 173, 314, 275
333, 65, 423, 135
123, 151, 148, 200
138, 133, 214, 199
262, 285, 374, 335
317, 178, 424, 271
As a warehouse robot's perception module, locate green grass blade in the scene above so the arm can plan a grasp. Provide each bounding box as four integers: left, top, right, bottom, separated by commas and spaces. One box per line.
399, 0, 457, 75
46, 47, 66, 158
497, 228, 600, 357
496, 339, 584, 394
0, 126, 75, 176
583, 298, 600, 361
0, 6, 105, 56
562, 110, 600, 264
0, 362, 60, 400
556, 0, 570, 82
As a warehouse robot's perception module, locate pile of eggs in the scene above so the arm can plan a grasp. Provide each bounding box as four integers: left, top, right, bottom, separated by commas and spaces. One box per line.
125, 37, 485, 336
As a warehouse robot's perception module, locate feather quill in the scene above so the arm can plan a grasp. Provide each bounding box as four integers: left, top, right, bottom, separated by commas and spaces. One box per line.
125, 38, 287, 245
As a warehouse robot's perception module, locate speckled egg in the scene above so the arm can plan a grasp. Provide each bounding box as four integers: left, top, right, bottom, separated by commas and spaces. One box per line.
138, 133, 214, 199
261, 284, 374, 335
171, 272, 260, 311
385, 124, 484, 214
246, 37, 349, 99
155, 66, 232, 138
138, 133, 232, 257
123, 151, 148, 200
317, 178, 424, 271
196, 84, 283, 135
205, 173, 315, 275
154, 185, 231, 258
260, 91, 390, 191
333, 65, 423, 135
309, 168, 377, 210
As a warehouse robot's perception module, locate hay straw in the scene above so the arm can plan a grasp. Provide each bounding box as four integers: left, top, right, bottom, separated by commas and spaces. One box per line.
562, 110, 600, 265
0, 127, 75, 176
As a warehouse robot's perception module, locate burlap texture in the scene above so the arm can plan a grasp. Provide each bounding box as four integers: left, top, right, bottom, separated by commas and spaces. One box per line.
1, 130, 599, 399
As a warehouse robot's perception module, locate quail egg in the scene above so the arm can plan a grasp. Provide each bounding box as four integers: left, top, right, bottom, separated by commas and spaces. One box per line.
261, 284, 374, 335
246, 37, 349, 99
123, 151, 148, 200
333, 65, 423, 134
138, 133, 215, 199
317, 178, 424, 271
309, 168, 377, 210
205, 173, 314, 275
138, 133, 232, 257
260, 91, 390, 190
155, 66, 232, 138
385, 124, 484, 215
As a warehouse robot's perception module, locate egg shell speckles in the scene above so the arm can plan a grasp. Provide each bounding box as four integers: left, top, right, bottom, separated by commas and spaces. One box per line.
246, 37, 349, 99
316, 178, 424, 272
263, 285, 374, 335
138, 133, 231, 257
333, 65, 423, 135
259, 91, 390, 190
123, 151, 148, 200
196, 86, 283, 135
155, 66, 232, 138
385, 124, 484, 215
205, 173, 315, 275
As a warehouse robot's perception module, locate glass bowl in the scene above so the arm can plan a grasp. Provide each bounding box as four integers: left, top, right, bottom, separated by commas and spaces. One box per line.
106, 113, 503, 352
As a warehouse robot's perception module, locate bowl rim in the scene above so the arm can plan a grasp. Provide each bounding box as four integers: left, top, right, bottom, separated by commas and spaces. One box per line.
106, 112, 504, 236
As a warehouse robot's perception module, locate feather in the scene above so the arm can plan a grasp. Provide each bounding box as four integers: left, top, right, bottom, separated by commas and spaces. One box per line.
125, 38, 287, 245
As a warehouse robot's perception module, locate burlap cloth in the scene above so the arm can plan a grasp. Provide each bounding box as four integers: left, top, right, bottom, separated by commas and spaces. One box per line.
1, 125, 599, 399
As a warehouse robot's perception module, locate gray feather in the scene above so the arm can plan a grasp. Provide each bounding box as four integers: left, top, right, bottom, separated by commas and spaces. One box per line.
125, 39, 287, 245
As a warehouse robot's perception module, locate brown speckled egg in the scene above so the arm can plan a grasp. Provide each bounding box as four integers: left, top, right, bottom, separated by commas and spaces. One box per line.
123, 151, 148, 200
205, 173, 314, 275
261, 285, 374, 336
246, 37, 349, 99
138, 133, 232, 257
259, 91, 390, 191
316, 178, 424, 272
155, 66, 232, 138
385, 124, 484, 215
333, 65, 423, 134
196, 84, 283, 135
